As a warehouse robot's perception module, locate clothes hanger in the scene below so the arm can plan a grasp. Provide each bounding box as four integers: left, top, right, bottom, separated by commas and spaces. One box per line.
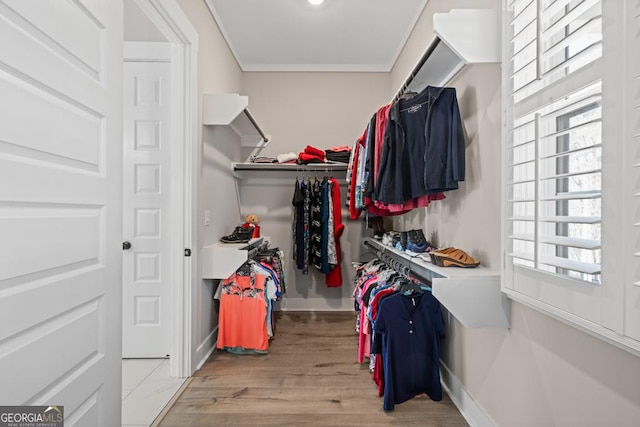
399, 91, 417, 100
236, 261, 252, 276
400, 278, 424, 295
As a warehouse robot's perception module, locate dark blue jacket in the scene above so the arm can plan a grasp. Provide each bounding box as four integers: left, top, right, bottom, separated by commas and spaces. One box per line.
374, 86, 465, 204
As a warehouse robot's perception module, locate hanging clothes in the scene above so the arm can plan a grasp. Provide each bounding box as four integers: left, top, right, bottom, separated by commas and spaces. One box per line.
255, 247, 287, 296
292, 179, 306, 271
348, 130, 366, 219
326, 177, 344, 287
374, 86, 465, 205
309, 179, 324, 271
292, 177, 344, 286
215, 244, 285, 354
347, 85, 464, 215
320, 178, 331, 273
303, 179, 311, 274
374, 291, 445, 411
216, 267, 269, 354
373, 104, 392, 185
353, 257, 444, 411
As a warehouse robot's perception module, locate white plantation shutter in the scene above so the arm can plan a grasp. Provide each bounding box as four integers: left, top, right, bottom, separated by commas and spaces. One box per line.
624, 0, 640, 342
511, 0, 602, 105
505, 0, 602, 285
503, 0, 640, 355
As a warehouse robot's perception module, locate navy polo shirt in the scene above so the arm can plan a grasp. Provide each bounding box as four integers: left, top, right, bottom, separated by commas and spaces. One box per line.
373, 291, 445, 411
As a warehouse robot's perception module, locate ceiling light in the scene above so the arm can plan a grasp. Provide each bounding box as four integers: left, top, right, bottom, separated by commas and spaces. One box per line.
308, 0, 324, 5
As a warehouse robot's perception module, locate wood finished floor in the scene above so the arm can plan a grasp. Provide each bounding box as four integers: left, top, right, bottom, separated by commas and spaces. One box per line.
157, 311, 469, 427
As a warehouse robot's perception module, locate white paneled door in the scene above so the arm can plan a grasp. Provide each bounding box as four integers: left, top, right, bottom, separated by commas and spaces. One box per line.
0, 0, 123, 425
122, 48, 172, 358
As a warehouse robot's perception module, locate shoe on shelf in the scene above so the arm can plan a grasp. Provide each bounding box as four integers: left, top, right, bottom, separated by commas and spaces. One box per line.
429, 247, 480, 268
381, 232, 395, 246
405, 229, 432, 254
384, 231, 401, 248
220, 226, 253, 244
407, 229, 430, 246
395, 231, 408, 252
406, 241, 428, 254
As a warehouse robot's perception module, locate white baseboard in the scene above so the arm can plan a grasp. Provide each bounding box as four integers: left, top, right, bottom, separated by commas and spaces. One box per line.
440, 362, 496, 427
194, 325, 218, 372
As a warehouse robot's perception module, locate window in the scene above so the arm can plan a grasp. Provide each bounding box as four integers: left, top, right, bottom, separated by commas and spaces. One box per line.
506, 0, 602, 285
503, 0, 640, 353
551, 99, 601, 283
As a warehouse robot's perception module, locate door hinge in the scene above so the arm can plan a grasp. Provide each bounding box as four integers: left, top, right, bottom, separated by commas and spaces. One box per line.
184, 248, 192, 257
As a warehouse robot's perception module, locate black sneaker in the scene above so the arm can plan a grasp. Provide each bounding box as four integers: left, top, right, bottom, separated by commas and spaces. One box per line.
408, 229, 429, 246
406, 229, 432, 253
220, 226, 253, 243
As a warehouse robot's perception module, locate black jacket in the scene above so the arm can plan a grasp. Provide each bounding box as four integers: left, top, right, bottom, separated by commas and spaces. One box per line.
374, 86, 465, 205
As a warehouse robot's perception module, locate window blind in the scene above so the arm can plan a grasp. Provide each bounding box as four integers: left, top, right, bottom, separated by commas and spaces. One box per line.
506, 0, 602, 283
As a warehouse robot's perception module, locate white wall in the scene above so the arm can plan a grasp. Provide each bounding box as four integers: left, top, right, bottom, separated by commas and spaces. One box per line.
239, 73, 390, 310
177, 0, 243, 371
242, 72, 390, 158
391, 1, 640, 425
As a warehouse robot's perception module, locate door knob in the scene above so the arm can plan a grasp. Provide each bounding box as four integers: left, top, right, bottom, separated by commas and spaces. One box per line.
123, 241, 132, 250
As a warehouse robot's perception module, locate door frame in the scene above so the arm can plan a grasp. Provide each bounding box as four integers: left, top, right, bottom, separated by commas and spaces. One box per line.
131, 0, 198, 378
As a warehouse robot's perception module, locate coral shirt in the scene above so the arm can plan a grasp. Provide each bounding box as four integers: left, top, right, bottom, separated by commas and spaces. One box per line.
217, 273, 269, 352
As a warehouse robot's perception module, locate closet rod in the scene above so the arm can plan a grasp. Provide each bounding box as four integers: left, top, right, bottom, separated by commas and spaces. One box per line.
363, 240, 431, 284
246, 239, 270, 260
243, 109, 269, 143
391, 37, 442, 104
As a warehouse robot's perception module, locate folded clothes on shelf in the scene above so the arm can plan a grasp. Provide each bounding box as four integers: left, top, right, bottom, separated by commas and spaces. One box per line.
276, 152, 297, 163
252, 156, 277, 163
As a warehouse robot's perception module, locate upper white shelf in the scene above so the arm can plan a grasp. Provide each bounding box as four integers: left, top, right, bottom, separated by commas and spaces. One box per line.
202, 93, 270, 148
364, 237, 510, 329
233, 162, 348, 172
433, 9, 500, 65
399, 9, 500, 95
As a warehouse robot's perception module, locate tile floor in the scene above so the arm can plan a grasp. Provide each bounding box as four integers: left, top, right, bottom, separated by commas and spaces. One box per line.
121, 359, 186, 427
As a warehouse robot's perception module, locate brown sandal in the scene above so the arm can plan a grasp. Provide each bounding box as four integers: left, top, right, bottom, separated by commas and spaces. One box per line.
430, 248, 480, 268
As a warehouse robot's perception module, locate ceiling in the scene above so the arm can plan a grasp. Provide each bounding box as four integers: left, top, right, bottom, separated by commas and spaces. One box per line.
203, 0, 429, 72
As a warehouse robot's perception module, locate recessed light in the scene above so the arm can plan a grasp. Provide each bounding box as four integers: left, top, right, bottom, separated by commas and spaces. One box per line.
308, 0, 324, 5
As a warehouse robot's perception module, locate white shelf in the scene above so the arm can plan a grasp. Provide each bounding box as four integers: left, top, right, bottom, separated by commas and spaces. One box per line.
202, 93, 269, 148
202, 237, 265, 279
232, 162, 348, 172
364, 237, 510, 328
433, 9, 500, 65
399, 9, 500, 95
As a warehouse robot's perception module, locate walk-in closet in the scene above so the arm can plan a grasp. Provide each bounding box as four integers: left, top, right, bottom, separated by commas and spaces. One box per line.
159, 0, 639, 425
2, 1, 639, 426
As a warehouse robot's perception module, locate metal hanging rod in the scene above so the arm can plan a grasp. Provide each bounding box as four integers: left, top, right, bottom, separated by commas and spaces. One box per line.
243, 109, 269, 143
363, 239, 432, 284
391, 37, 442, 104
246, 239, 270, 260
